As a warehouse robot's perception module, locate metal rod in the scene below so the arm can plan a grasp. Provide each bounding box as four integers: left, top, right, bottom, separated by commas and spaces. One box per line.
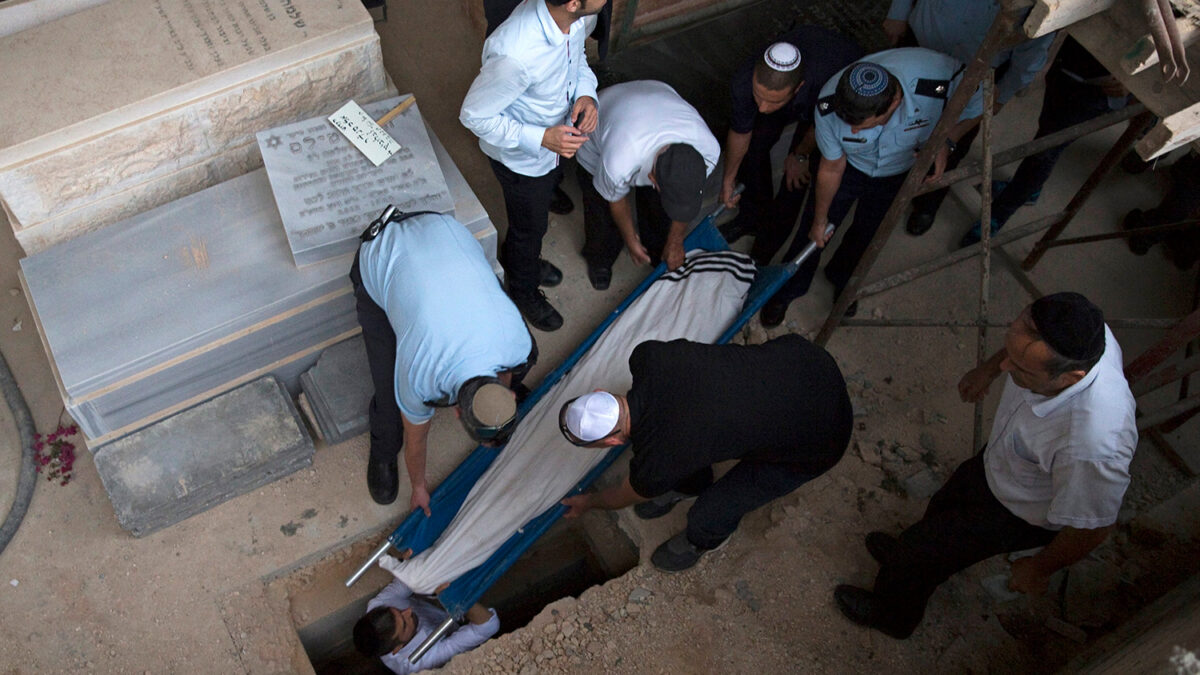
914, 104, 1146, 195
973, 71, 996, 452
856, 211, 1065, 300
1125, 307, 1200, 383
408, 616, 458, 664
993, 248, 1043, 299
1137, 392, 1200, 431
346, 539, 393, 588
1022, 111, 1158, 270
815, 7, 1024, 346
838, 317, 1178, 329
1131, 353, 1200, 397
1036, 218, 1200, 250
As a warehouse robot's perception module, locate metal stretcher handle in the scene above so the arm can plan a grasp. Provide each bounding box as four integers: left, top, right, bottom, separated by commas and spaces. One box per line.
345, 538, 393, 587
408, 616, 459, 665
787, 223, 836, 270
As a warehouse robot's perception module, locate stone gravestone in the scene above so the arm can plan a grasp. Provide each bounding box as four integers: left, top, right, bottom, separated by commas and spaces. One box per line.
257, 96, 455, 266
0, 0, 391, 253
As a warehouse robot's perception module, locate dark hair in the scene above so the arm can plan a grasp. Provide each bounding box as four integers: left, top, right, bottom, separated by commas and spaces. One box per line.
1022, 312, 1103, 377
833, 63, 900, 125
353, 607, 401, 658
546, 0, 574, 6
753, 58, 805, 92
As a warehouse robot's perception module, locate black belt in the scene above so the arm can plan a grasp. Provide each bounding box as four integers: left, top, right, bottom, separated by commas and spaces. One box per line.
360, 205, 440, 242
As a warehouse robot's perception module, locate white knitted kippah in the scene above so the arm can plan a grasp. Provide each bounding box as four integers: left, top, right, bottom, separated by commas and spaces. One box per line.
764, 42, 802, 72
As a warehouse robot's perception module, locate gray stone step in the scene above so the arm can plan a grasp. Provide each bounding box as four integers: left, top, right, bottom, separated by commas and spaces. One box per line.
299, 336, 372, 445
93, 376, 314, 537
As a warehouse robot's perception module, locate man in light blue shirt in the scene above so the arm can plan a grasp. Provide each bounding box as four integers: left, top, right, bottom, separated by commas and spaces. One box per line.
351, 211, 535, 508
760, 48, 982, 327
460, 0, 605, 332
884, 0, 1056, 236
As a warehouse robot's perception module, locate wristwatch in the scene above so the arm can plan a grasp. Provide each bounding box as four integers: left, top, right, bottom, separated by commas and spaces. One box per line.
944, 138, 957, 153
791, 151, 808, 161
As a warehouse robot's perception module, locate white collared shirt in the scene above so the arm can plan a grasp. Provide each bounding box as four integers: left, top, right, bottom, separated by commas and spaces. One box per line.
574, 80, 720, 202
984, 326, 1138, 530
368, 579, 500, 675
459, 0, 599, 177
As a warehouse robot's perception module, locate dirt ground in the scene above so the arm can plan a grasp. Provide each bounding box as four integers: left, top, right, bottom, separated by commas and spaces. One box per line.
0, 1, 1198, 673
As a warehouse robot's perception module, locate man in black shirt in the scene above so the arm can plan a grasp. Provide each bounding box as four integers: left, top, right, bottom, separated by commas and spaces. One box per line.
557, 335, 853, 572
718, 25, 864, 264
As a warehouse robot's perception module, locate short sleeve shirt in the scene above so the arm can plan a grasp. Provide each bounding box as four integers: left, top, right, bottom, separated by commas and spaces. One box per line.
357, 213, 532, 423
368, 580, 499, 674
814, 47, 984, 177
574, 80, 720, 202
625, 335, 853, 498
728, 25, 865, 134
984, 326, 1138, 530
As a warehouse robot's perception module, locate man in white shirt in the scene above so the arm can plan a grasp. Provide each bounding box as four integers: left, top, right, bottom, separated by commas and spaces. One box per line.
835, 292, 1137, 639
460, 0, 606, 332
573, 80, 720, 288
354, 554, 499, 674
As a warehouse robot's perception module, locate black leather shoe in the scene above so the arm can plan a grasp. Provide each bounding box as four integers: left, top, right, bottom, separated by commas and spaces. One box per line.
718, 219, 754, 244
905, 210, 936, 236
760, 297, 789, 328
586, 262, 611, 290
549, 186, 574, 215
834, 585, 913, 639
651, 532, 726, 573
538, 259, 563, 287
511, 289, 564, 332
865, 531, 902, 566
367, 458, 399, 505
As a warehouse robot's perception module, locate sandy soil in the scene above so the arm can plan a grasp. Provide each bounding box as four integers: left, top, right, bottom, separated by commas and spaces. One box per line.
0, 1, 1197, 674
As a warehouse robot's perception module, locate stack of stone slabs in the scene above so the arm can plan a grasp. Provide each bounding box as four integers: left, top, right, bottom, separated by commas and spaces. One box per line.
20, 127, 499, 446
0, 0, 392, 255
93, 376, 314, 537
299, 336, 371, 445
257, 96, 455, 266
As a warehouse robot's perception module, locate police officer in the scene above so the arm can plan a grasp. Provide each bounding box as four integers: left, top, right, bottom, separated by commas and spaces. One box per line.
716, 26, 864, 264
351, 210, 537, 509
574, 80, 720, 288
760, 48, 983, 326
883, 0, 1056, 236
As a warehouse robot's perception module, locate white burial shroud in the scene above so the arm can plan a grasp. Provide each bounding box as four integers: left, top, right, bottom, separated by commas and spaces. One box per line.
396, 250, 756, 593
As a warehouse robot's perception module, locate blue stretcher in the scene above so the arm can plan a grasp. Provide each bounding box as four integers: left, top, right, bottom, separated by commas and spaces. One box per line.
345, 203, 825, 663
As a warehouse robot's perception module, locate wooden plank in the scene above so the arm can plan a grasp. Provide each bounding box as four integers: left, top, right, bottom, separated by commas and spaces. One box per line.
1121, 18, 1200, 75
1069, 0, 1200, 159
1025, 0, 1117, 37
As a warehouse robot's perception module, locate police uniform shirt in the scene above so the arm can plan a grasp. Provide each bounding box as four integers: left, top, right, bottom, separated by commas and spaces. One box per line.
984, 326, 1138, 530
357, 213, 532, 424
814, 47, 984, 178
460, 0, 599, 178
574, 80, 720, 203
887, 0, 1054, 105
727, 25, 864, 134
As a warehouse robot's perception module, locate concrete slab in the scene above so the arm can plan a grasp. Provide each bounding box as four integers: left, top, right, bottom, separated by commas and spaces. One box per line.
92, 376, 313, 537
299, 337, 371, 446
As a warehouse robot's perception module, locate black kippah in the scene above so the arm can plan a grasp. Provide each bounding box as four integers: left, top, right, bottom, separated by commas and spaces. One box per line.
1030, 292, 1105, 361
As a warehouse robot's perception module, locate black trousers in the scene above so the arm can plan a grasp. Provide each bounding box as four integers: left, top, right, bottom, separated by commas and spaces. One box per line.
577, 163, 673, 268
727, 116, 812, 265
770, 161, 908, 304
490, 158, 563, 297
674, 458, 832, 550
871, 453, 1057, 635
991, 70, 1116, 228
349, 252, 537, 464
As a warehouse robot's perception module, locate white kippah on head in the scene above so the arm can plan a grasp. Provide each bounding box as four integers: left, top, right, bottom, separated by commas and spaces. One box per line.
764, 42, 802, 72
564, 392, 620, 443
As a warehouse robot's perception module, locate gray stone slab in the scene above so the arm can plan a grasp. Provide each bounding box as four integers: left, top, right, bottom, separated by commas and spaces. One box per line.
258, 95, 454, 266
93, 376, 314, 537
299, 336, 371, 445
